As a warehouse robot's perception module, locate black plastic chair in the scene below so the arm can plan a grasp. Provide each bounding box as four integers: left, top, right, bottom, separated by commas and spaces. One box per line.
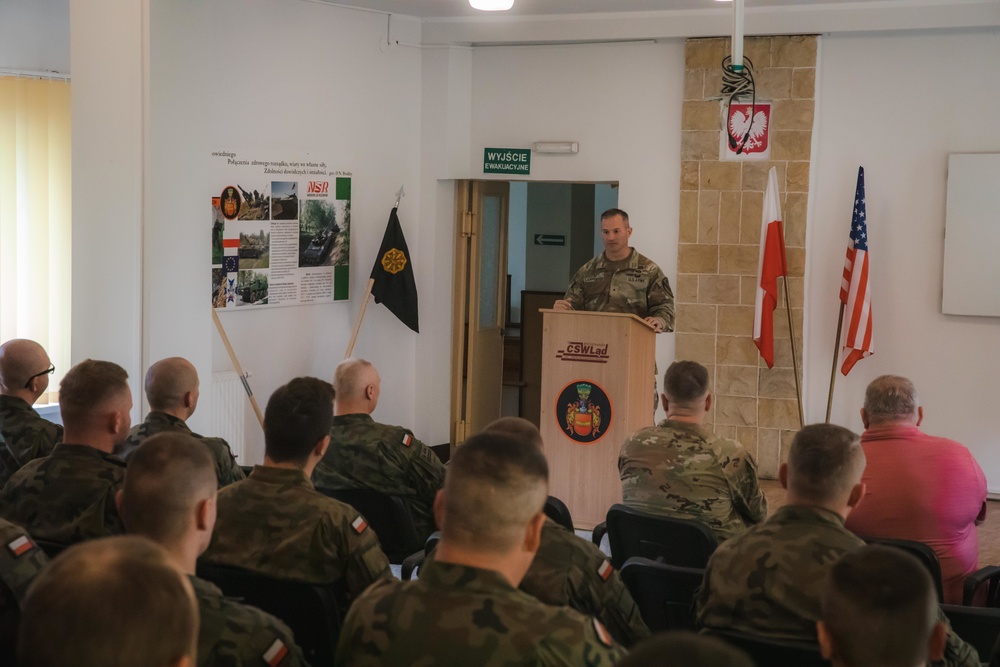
604, 504, 718, 570
34, 539, 69, 559
862, 536, 945, 603
318, 486, 424, 563
544, 495, 574, 532
400, 531, 441, 581
619, 556, 705, 632
942, 604, 1000, 664
705, 628, 831, 667
196, 561, 341, 667
965, 566, 1000, 607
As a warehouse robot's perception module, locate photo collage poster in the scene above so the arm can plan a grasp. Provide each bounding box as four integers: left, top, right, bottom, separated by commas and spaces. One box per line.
211, 151, 352, 310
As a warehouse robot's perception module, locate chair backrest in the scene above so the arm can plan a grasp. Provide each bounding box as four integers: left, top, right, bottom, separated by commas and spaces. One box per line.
619, 556, 704, 632
942, 604, 1000, 665
318, 486, 423, 563
197, 561, 340, 667
862, 536, 945, 603
544, 496, 574, 532
705, 628, 831, 667
605, 504, 718, 569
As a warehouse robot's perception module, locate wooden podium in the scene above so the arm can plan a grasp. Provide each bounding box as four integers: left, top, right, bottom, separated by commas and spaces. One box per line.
538, 309, 656, 529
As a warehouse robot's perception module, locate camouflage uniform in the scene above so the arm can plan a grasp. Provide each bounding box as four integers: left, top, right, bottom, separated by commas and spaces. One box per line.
619, 420, 767, 541
335, 559, 627, 666
201, 466, 391, 607
695, 504, 979, 667
520, 517, 650, 647
563, 249, 675, 331
0, 395, 63, 488
189, 574, 306, 667
119, 412, 245, 488
0, 443, 125, 544
0, 518, 48, 660
312, 413, 445, 539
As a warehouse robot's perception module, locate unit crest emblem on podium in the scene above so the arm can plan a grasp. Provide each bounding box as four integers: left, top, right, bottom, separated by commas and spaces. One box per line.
557, 381, 613, 445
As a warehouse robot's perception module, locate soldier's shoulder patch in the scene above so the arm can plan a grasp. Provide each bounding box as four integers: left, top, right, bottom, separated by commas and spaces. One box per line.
351, 515, 368, 534
263, 638, 289, 667
7, 535, 34, 557
592, 617, 613, 647
401, 433, 412, 447
597, 559, 613, 581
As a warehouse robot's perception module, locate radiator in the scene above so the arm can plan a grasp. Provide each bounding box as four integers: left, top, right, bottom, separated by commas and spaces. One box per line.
211, 371, 246, 462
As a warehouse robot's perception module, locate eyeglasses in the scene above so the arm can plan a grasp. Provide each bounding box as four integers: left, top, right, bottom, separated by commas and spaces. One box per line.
24, 364, 55, 389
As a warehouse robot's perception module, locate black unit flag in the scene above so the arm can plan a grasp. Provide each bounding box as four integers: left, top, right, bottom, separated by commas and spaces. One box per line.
370, 207, 419, 333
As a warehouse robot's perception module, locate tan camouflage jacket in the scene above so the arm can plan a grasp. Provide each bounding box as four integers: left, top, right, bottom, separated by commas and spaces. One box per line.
563, 249, 675, 330
0, 443, 125, 545
0, 395, 63, 488
201, 466, 391, 606
0, 519, 48, 658
312, 413, 444, 539
119, 411, 245, 488
520, 517, 650, 647
696, 504, 979, 667
335, 559, 627, 666
190, 574, 305, 667
619, 420, 767, 541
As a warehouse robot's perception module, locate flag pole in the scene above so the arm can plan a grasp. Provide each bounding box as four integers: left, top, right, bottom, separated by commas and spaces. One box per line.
825, 302, 846, 423
344, 278, 375, 359
212, 309, 265, 431
781, 277, 805, 429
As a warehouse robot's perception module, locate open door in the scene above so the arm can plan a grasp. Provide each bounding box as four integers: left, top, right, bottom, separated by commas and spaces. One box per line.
451, 180, 510, 446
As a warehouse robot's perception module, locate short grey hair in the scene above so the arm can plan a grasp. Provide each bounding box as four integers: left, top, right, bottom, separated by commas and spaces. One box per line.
864, 375, 919, 424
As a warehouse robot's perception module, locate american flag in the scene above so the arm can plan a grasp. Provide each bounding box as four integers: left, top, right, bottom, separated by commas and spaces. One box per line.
840, 167, 874, 375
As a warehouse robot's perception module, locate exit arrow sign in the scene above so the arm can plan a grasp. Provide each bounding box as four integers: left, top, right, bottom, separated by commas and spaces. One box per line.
534, 234, 565, 246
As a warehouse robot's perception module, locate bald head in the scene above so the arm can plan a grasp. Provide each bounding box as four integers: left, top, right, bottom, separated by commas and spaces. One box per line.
863, 375, 920, 427
145, 358, 199, 417
333, 358, 379, 414
0, 339, 51, 399
19, 536, 198, 667
482, 417, 544, 450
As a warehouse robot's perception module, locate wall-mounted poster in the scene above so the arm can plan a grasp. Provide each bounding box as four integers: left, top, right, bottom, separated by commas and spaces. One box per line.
211, 151, 351, 310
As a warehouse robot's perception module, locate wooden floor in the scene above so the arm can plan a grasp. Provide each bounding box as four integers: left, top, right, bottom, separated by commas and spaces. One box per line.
761, 480, 1000, 566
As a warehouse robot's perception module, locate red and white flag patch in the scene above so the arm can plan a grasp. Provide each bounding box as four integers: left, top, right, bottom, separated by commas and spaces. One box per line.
351, 515, 368, 534
263, 638, 288, 667
401, 433, 412, 447
7, 535, 33, 557
597, 559, 613, 581
593, 617, 613, 647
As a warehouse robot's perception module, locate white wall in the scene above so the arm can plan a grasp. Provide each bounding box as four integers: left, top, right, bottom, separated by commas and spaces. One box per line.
470, 41, 684, 421
525, 183, 573, 293
70, 0, 146, 416
508, 181, 527, 322
807, 29, 1000, 490
143, 0, 426, 462
0, 0, 69, 73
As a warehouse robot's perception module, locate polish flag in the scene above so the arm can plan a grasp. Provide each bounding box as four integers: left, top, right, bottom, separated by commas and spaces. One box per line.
753, 167, 789, 368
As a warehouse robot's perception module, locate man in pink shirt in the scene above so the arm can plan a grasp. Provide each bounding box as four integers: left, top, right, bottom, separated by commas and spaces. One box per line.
844, 375, 987, 604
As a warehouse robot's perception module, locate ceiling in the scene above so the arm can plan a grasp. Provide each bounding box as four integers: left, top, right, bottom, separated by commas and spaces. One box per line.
317, 0, 891, 19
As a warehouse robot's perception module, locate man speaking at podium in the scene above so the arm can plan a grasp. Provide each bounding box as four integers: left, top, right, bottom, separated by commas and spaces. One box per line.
552, 208, 675, 333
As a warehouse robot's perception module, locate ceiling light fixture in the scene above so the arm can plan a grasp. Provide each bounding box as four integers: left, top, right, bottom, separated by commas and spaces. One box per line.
470, 0, 514, 10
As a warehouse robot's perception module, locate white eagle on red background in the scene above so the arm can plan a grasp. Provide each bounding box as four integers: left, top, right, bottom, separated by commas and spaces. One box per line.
728, 107, 769, 153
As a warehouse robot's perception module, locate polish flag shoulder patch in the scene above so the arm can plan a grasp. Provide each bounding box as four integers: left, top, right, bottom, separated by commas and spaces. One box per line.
351, 515, 368, 534
263, 638, 289, 667
597, 559, 613, 581
7, 535, 33, 557
592, 617, 613, 647
401, 433, 412, 447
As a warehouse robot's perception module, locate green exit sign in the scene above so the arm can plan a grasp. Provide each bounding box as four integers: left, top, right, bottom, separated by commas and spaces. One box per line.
483, 148, 531, 175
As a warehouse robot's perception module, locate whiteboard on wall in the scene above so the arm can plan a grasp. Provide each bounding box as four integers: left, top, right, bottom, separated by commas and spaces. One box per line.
942, 153, 1000, 317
